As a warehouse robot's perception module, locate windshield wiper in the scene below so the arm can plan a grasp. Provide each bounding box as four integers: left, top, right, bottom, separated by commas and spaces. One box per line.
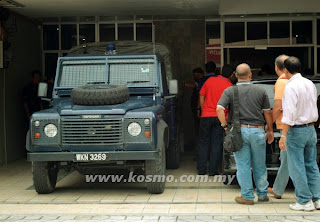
127, 81, 150, 84
87, 81, 105, 84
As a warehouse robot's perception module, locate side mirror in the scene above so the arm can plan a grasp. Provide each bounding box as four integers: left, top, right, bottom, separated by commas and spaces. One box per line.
169, 79, 178, 95
38, 82, 48, 97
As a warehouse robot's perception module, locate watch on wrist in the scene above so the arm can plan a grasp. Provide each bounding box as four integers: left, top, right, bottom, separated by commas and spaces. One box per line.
280, 134, 286, 138
221, 124, 228, 128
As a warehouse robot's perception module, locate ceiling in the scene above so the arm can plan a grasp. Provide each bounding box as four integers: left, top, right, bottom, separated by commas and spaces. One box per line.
8, 0, 220, 18
4, 0, 320, 20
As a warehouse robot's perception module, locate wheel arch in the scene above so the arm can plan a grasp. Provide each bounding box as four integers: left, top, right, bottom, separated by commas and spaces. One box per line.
26, 130, 31, 151
157, 119, 169, 150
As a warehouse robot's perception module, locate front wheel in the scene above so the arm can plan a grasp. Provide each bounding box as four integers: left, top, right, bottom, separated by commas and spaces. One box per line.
145, 145, 166, 194
32, 161, 59, 194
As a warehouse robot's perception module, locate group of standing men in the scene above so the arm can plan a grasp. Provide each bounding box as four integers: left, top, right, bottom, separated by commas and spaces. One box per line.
192, 55, 320, 211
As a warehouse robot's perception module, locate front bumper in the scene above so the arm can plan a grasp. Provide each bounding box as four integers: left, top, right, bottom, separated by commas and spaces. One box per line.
28, 151, 159, 162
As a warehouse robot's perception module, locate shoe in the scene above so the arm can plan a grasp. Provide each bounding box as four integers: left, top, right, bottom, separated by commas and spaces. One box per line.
198, 172, 206, 175
235, 196, 254, 205
268, 187, 282, 199
258, 196, 269, 202
314, 199, 320, 210
289, 200, 315, 211
209, 172, 219, 176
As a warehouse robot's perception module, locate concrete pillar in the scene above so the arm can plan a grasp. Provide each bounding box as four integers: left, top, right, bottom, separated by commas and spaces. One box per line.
154, 19, 205, 150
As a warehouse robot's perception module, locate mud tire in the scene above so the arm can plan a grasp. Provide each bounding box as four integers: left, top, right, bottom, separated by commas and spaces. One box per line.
71, 84, 129, 105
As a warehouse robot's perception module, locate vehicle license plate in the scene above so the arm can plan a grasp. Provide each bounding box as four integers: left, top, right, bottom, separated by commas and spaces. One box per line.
75, 153, 108, 162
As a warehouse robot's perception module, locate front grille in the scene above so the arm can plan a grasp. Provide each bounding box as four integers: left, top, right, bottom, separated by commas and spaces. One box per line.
61, 118, 123, 146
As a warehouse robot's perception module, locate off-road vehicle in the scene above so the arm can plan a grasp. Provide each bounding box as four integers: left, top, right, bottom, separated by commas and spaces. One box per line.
26, 41, 181, 194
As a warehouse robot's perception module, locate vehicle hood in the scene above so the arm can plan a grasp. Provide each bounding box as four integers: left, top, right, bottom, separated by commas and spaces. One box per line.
57, 97, 154, 115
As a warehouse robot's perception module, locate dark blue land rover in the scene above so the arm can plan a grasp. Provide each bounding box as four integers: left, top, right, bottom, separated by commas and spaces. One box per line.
26, 42, 181, 194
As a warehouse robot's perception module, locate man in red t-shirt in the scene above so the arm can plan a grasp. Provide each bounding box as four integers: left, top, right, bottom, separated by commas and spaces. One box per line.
197, 62, 232, 175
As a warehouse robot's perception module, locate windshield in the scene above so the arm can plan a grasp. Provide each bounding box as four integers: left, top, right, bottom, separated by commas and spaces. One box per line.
57, 57, 157, 88
58, 59, 106, 87
108, 58, 157, 86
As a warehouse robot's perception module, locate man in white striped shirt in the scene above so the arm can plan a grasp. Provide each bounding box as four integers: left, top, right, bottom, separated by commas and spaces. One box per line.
279, 56, 320, 211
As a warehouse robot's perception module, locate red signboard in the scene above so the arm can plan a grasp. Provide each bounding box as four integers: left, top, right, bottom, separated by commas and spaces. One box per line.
206, 44, 220, 62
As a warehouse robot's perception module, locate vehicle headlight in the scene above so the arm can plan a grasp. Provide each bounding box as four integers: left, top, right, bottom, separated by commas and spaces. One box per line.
128, 122, 141, 137
44, 124, 58, 138
34, 120, 40, 127
144, 118, 150, 125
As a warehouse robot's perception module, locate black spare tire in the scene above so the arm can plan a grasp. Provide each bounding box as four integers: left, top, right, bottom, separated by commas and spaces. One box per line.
71, 84, 130, 105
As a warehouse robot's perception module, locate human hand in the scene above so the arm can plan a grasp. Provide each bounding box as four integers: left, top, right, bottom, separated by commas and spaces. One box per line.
279, 137, 286, 151
197, 109, 201, 118
266, 130, 274, 144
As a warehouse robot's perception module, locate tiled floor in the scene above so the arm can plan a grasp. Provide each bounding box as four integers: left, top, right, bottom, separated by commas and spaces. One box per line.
0, 153, 319, 216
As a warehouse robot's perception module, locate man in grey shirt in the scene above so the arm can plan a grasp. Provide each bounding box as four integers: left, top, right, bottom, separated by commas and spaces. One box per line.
217, 63, 274, 205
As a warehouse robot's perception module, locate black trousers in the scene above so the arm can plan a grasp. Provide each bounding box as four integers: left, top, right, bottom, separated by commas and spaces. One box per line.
197, 117, 223, 175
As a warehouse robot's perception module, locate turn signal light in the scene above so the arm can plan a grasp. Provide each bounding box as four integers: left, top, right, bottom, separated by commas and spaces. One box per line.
145, 131, 151, 137
35, 133, 41, 139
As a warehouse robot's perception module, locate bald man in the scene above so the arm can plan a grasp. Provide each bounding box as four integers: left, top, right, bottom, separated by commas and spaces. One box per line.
217, 63, 274, 205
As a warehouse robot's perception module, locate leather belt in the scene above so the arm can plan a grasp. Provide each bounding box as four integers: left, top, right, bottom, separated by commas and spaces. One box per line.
241, 124, 264, 129
292, 123, 314, 128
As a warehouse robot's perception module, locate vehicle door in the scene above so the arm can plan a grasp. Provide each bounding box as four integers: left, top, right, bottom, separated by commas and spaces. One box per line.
160, 62, 177, 142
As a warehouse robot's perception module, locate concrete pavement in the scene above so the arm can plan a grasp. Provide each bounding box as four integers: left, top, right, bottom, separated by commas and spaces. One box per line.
0, 155, 319, 221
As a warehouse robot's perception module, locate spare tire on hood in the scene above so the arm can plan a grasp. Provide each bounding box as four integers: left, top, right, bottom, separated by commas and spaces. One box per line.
71, 84, 129, 105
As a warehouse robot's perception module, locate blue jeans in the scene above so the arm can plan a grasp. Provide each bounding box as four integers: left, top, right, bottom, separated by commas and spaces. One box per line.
197, 117, 223, 175
273, 130, 290, 196
233, 127, 269, 200
286, 126, 320, 204
273, 150, 289, 196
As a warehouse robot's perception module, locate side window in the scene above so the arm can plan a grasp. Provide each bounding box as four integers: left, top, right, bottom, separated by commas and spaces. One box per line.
160, 62, 169, 96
